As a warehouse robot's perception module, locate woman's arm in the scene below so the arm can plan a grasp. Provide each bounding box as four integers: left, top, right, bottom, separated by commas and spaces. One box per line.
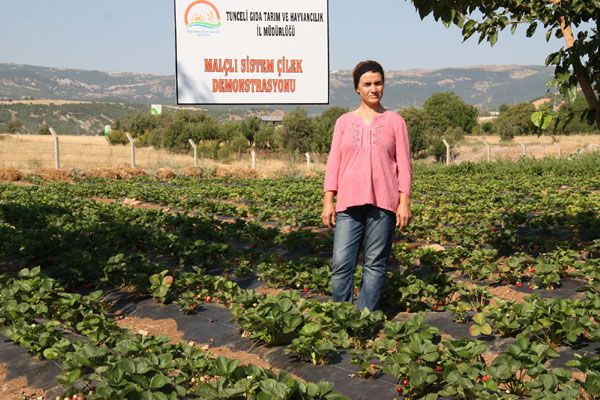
321, 190, 336, 228
395, 117, 412, 229
322, 118, 344, 228
396, 192, 412, 229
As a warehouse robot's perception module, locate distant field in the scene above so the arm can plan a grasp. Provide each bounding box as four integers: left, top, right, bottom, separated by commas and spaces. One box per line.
0, 133, 598, 173
457, 134, 600, 162
0, 134, 321, 176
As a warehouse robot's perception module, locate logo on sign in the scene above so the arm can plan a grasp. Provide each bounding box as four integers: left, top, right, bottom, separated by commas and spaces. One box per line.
185, 0, 221, 35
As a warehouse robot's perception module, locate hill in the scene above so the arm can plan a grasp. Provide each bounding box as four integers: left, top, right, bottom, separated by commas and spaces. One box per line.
1, 63, 553, 109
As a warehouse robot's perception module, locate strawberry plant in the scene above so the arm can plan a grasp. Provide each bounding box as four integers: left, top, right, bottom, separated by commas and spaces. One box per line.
285, 322, 345, 365
231, 291, 304, 345
459, 247, 498, 280
149, 270, 174, 304
487, 337, 560, 397
468, 313, 493, 336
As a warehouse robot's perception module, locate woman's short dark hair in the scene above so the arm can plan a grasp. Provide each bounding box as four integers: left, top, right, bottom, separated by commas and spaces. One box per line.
352, 60, 385, 90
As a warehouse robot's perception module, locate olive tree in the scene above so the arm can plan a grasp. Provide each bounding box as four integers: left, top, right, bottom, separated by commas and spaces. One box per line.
409, 0, 600, 129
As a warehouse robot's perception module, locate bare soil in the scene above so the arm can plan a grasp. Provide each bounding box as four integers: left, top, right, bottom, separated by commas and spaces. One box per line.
0, 363, 46, 400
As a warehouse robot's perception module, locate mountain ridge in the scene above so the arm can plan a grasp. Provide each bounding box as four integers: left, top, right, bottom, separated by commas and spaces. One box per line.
0, 62, 554, 109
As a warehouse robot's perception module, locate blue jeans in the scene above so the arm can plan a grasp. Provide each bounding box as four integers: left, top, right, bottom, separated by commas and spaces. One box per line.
331, 205, 395, 311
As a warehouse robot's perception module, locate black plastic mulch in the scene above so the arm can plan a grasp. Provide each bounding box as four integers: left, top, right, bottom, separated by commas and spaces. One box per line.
104, 289, 400, 400
0, 334, 67, 398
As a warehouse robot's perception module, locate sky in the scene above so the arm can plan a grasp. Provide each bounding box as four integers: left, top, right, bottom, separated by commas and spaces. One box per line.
0, 0, 568, 75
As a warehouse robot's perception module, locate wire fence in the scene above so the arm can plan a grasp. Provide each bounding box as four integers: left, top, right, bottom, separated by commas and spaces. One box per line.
1, 134, 599, 172
0, 134, 326, 173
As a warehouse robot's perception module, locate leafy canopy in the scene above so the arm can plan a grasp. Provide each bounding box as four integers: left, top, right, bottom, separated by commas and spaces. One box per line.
409, 0, 600, 128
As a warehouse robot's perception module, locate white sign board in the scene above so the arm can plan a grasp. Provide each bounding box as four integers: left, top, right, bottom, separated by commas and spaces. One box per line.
175, 0, 329, 104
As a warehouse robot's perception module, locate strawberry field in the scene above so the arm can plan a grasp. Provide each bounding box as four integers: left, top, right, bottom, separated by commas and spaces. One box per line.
0, 153, 599, 400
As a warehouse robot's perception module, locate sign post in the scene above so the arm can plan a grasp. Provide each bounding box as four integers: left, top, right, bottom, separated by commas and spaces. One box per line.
151, 105, 162, 115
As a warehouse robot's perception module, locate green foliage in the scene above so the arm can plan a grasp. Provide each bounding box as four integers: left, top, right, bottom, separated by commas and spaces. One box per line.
410, 0, 600, 129
493, 102, 536, 139
107, 129, 129, 145
423, 92, 478, 134
253, 123, 276, 150
399, 106, 429, 155
38, 123, 51, 135
556, 96, 600, 134
312, 106, 348, 153
5, 119, 23, 133
241, 116, 261, 146
281, 107, 313, 152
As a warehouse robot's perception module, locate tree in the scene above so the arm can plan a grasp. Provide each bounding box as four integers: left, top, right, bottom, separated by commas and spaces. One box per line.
281, 108, 314, 152
422, 92, 478, 134
555, 96, 599, 134
410, 0, 600, 129
254, 123, 276, 150
241, 116, 261, 147
493, 102, 536, 139
399, 107, 429, 155
38, 123, 51, 135
6, 120, 23, 134
312, 106, 348, 153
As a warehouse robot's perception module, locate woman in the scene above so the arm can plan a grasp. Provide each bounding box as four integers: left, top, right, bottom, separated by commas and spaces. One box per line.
321, 60, 412, 311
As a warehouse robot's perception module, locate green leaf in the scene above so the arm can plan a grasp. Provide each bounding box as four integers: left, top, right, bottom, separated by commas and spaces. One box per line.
259, 378, 291, 399
43, 348, 60, 360
149, 372, 169, 389
526, 22, 538, 37
531, 111, 553, 130
57, 368, 81, 385
489, 31, 498, 46
300, 322, 322, 336
480, 324, 492, 335
215, 356, 240, 376
469, 325, 481, 336
473, 313, 486, 325
135, 358, 153, 374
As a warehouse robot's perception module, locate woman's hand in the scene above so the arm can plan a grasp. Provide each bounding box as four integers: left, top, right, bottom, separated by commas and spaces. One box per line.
321, 191, 336, 228
396, 193, 412, 229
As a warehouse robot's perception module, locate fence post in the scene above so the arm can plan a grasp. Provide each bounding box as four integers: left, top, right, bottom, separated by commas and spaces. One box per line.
554, 141, 561, 158
126, 133, 136, 168
520, 143, 527, 157
188, 139, 198, 167
480, 138, 490, 162
251, 149, 257, 170
442, 139, 451, 165
304, 152, 312, 168
49, 127, 60, 169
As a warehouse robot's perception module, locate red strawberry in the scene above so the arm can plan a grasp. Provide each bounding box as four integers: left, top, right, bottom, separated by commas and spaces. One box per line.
205, 296, 212, 303
482, 375, 490, 382
516, 281, 523, 288
437, 300, 444, 306
303, 286, 308, 294
528, 267, 536, 273
527, 284, 533, 291
432, 304, 438, 311
395, 385, 403, 393
402, 379, 410, 387
435, 364, 443, 373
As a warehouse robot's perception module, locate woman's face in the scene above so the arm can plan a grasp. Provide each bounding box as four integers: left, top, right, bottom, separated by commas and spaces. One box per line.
356, 71, 384, 107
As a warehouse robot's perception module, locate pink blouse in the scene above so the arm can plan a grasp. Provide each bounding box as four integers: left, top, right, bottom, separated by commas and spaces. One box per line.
324, 111, 412, 213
